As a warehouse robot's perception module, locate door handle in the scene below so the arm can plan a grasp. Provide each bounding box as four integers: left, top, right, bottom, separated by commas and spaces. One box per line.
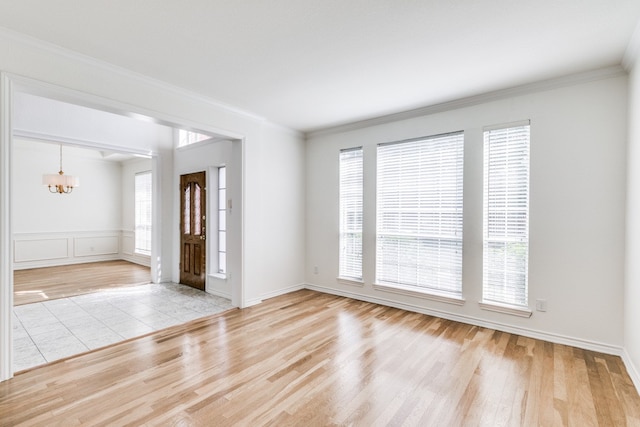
200, 235, 206, 240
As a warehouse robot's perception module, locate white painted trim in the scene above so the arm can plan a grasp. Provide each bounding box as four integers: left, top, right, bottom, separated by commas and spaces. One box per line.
0, 72, 13, 381
304, 283, 623, 356
261, 283, 306, 301
479, 301, 533, 318
120, 253, 151, 268
260, 120, 304, 139
623, 20, 640, 71
12, 230, 124, 269
337, 277, 364, 287
13, 129, 156, 157
6, 72, 246, 142
0, 26, 267, 126
621, 349, 640, 395
373, 282, 465, 306
206, 288, 232, 299
244, 298, 263, 308
306, 66, 627, 138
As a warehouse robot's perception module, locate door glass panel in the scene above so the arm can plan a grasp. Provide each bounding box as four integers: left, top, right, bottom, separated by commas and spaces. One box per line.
184, 184, 191, 235
194, 183, 201, 235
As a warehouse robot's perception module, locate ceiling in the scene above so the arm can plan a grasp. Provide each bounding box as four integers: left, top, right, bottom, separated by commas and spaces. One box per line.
0, 1, 639, 133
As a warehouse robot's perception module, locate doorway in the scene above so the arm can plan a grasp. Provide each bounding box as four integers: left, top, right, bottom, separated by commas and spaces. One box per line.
0, 74, 245, 382
180, 171, 207, 290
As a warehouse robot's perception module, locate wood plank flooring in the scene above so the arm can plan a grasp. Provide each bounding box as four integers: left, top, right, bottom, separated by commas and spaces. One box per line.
13, 260, 151, 306
1, 289, 639, 426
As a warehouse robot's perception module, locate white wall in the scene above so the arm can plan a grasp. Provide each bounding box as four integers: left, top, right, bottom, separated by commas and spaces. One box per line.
0, 29, 307, 380
12, 139, 123, 268
13, 139, 122, 233
121, 157, 152, 267
13, 92, 174, 150
256, 123, 306, 302
174, 139, 236, 299
306, 75, 628, 351
625, 56, 640, 389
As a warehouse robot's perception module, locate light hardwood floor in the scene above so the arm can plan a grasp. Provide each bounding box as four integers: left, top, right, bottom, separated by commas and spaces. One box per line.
1, 290, 639, 426
13, 260, 151, 306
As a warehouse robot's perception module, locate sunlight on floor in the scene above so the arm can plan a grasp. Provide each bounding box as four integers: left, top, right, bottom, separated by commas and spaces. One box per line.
12, 283, 233, 372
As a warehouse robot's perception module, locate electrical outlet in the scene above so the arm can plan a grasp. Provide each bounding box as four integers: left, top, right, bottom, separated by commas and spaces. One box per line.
313, 266, 318, 274
536, 299, 547, 312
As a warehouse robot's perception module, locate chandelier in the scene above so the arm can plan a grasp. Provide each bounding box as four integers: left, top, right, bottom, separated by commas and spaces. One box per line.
42, 145, 80, 194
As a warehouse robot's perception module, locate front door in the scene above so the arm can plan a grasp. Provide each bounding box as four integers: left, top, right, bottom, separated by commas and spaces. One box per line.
180, 171, 206, 290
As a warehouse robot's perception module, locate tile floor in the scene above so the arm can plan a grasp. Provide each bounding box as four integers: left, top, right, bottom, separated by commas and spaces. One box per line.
12, 283, 233, 372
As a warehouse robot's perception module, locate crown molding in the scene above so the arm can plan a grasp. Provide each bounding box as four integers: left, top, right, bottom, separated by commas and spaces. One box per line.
306, 65, 627, 139
13, 128, 157, 158
623, 20, 640, 71
0, 26, 284, 128
261, 120, 305, 139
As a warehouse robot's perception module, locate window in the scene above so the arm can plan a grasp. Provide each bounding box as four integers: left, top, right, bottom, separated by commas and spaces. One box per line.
339, 148, 363, 280
483, 122, 530, 308
218, 166, 227, 275
134, 171, 152, 255
376, 132, 464, 297
178, 129, 210, 147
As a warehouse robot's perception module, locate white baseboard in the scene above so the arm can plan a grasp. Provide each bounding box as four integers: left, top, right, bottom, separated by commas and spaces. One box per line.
12, 254, 121, 270
120, 253, 151, 268
304, 283, 623, 356
261, 283, 305, 301
622, 349, 640, 394
206, 288, 231, 299
244, 298, 263, 308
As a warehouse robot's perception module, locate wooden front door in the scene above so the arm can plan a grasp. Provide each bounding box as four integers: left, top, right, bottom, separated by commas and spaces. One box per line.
180, 171, 206, 290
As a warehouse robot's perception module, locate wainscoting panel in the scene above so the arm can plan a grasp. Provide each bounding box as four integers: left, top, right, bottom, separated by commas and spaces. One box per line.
122, 231, 134, 256
74, 235, 119, 257
13, 231, 122, 270
14, 238, 68, 263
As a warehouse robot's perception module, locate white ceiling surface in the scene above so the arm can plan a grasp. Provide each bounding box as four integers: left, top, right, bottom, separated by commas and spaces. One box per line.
0, 1, 639, 132
13, 92, 174, 158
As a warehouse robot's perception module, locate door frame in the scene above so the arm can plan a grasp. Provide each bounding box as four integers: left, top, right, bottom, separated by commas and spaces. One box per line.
179, 171, 207, 290
0, 72, 245, 381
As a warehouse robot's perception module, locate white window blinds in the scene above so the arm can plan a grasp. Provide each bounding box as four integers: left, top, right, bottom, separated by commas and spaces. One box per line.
483, 122, 530, 307
339, 148, 363, 280
376, 132, 464, 296
218, 166, 227, 275
134, 171, 152, 255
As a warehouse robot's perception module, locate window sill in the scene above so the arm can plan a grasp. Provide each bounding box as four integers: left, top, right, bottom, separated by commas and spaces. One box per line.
373, 282, 465, 306
479, 301, 532, 318
337, 277, 364, 287
210, 273, 227, 281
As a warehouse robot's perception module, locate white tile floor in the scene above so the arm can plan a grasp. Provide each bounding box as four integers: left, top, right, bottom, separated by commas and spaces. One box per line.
12, 283, 233, 372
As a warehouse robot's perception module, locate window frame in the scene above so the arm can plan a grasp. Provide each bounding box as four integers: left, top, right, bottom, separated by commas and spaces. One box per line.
134, 170, 152, 256
338, 147, 364, 283
481, 120, 532, 317
374, 131, 465, 303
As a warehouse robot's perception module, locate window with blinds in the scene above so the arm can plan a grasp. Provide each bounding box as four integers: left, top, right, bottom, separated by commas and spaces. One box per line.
134, 171, 152, 255
376, 132, 464, 296
218, 166, 227, 275
339, 147, 363, 280
483, 122, 530, 307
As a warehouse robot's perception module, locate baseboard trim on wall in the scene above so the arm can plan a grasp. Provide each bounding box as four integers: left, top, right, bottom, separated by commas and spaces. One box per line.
206, 288, 231, 299
304, 283, 623, 357
120, 254, 151, 268
261, 284, 306, 302
12, 255, 122, 270
622, 349, 640, 393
